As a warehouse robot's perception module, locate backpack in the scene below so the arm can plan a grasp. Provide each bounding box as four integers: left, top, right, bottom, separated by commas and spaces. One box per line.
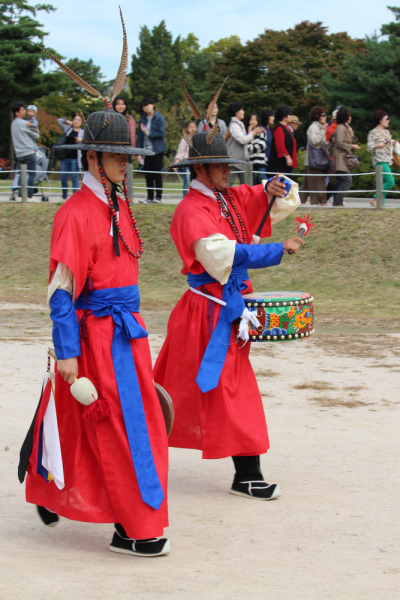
51, 132, 68, 160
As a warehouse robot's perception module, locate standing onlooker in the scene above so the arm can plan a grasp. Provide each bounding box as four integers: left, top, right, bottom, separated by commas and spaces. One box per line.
173, 120, 197, 197
332, 107, 360, 207
11, 101, 39, 200
197, 99, 227, 136
112, 95, 136, 150
226, 102, 264, 186
246, 113, 267, 185
301, 106, 328, 206
137, 97, 166, 203
288, 115, 301, 134
367, 110, 397, 207
269, 105, 297, 174
260, 108, 274, 165
57, 114, 84, 200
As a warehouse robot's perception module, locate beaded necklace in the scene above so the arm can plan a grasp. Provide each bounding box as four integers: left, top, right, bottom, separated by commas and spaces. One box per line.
205, 168, 247, 244
97, 161, 144, 259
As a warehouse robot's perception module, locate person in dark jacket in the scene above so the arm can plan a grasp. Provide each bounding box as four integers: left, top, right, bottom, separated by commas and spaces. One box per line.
261, 109, 274, 165
269, 105, 297, 175
137, 97, 166, 203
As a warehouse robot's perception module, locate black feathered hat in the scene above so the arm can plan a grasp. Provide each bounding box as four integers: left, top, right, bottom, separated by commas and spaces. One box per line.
172, 76, 245, 167
34, 8, 153, 157
169, 131, 245, 168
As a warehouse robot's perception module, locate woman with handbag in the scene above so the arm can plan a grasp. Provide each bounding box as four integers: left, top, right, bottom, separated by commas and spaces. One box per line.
301, 106, 329, 206
367, 110, 397, 207
332, 107, 360, 207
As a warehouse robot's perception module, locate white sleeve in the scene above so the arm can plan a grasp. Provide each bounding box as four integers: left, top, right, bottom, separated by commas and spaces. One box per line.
262, 176, 300, 225
230, 121, 253, 145
192, 234, 236, 285
47, 263, 76, 307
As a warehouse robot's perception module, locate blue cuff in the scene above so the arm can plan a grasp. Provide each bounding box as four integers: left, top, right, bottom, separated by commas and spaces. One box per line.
233, 243, 284, 270
50, 289, 81, 360
265, 176, 291, 197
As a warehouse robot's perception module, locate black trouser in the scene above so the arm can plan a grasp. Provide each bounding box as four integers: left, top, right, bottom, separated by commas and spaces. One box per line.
143, 152, 164, 200
334, 170, 351, 205
232, 455, 263, 483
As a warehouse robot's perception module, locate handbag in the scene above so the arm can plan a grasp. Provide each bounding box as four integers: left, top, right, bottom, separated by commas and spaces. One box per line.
307, 142, 330, 171
391, 140, 400, 167
51, 132, 68, 161
344, 154, 360, 171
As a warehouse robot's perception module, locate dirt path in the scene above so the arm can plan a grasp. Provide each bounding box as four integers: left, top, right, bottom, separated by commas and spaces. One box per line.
0, 309, 399, 599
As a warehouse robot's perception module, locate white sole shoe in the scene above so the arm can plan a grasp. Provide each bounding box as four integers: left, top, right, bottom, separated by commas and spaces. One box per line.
109, 538, 171, 557
230, 483, 282, 501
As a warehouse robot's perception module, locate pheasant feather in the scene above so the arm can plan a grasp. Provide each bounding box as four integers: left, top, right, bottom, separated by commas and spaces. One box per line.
111, 8, 128, 102
76, 109, 86, 127
205, 76, 228, 121
180, 75, 203, 120
33, 43, 104, 100
182, 133, 194, 148
206, 121, 220, 145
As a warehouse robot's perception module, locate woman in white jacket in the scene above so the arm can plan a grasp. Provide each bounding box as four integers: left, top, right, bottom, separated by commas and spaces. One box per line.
300, 107, 328, 206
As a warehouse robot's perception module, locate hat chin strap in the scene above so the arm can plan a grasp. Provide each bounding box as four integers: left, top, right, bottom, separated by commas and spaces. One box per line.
97, 155, 121, 257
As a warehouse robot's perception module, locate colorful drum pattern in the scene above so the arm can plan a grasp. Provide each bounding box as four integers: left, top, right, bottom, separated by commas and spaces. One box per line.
238, 291, 315, 342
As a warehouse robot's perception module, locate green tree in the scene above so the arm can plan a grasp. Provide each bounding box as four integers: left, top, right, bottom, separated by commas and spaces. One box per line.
205, 22, 365, 128
129, 21, 182, 112
322, 36, 400, 139
0, 0, 56, 159
54, 57, 107, 104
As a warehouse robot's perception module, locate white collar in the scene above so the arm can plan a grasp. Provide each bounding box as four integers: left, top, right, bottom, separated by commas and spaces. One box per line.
82, 171, 109, 205
191, 179, 217, 202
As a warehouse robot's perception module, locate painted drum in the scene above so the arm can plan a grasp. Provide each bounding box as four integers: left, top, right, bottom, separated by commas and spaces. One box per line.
237, 291, 315, 342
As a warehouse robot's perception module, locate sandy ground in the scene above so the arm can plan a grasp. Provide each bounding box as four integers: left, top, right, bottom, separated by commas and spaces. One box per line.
0, 307, 399, 600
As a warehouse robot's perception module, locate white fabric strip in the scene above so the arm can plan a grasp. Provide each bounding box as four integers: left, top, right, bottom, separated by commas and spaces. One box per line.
189, 287, 260, 342
264, 177, 300, 225
42, 379, 65, 490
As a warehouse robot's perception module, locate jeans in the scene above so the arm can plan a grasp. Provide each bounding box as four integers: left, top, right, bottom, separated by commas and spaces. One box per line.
252, 164, 267, 186
374, 161, 395, 205
228, 165, 246, 186
60, 158, 79, 200
334, 171, 351, 205
16, 153, 37, 198
182, 167, 190, 197
143, 152, 164, 201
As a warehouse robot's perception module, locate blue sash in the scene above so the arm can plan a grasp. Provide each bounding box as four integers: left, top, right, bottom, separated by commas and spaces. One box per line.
187, 268, 249, 393
75, 285, 164, 511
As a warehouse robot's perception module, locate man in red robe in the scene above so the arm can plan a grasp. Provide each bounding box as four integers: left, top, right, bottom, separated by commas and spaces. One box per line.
19, 106, 170, 557
154, 129, 303, 500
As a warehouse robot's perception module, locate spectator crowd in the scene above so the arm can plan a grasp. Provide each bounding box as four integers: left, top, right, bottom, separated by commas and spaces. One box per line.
9, 96, 398, 206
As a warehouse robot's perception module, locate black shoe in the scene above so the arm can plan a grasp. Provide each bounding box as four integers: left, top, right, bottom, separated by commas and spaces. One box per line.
109, 527, 170, 557
37, 505, 59, 527
230, 480, 281, 501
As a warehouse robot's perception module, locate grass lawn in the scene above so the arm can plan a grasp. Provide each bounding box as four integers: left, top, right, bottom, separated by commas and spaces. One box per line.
0, 204, 399, 322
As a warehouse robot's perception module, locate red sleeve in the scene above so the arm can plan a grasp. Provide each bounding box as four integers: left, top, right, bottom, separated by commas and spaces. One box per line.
274, 127, 287, 159
170, 200, 221, 274
128, 115, 136, 147
230, 184, 272, 239
49, 198, 89, 299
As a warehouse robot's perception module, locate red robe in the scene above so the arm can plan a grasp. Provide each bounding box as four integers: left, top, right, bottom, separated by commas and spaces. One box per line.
26, 184, 168, 539
154, 184, 273, 459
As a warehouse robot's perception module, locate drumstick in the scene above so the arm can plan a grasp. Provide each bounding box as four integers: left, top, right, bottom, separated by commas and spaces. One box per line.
252, 176, 288, 244
288, 222, 307, 255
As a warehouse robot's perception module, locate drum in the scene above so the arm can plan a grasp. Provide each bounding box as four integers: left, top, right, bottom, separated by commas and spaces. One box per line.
237, 291, 315, 342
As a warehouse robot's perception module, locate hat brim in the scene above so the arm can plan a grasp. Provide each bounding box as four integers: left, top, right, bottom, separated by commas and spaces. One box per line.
59, 144, 154, 156
169, 157, 247, 169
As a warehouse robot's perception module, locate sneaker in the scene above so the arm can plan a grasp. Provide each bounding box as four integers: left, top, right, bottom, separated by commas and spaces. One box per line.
109, 530, 170, 557
138, 198, 152, 204
153, 198, 162, 204
37, 505, 59, 527
230, 480, 281, 501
